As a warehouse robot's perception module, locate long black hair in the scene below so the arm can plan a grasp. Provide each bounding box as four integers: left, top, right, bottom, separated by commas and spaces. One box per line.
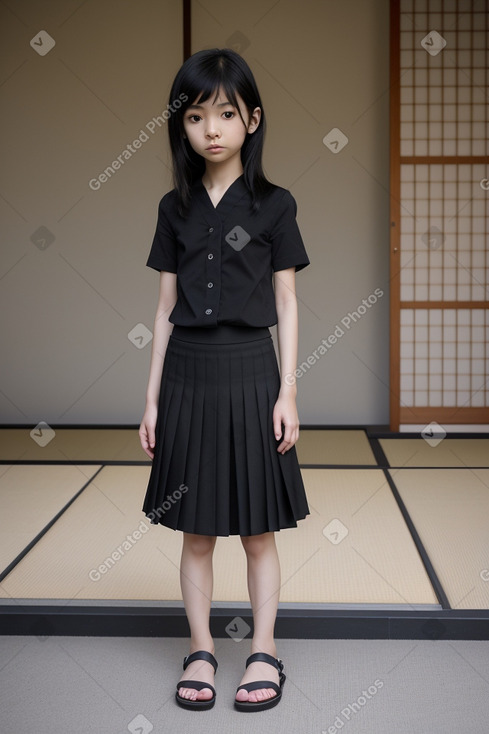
166, 48, 274, 217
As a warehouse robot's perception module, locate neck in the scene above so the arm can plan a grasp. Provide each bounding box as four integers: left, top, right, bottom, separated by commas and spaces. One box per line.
201, 156, 243, 191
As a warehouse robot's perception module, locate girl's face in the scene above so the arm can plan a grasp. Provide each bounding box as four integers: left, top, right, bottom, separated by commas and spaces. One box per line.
183, 86, 260, 166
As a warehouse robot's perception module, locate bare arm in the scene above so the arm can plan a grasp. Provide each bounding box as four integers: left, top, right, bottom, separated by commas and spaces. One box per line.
139, 271, 177, 458
145, 271, 178, 407
273, 268, 300, 453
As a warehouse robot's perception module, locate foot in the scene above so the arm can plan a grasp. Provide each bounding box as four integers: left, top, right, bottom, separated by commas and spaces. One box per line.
177, 648, 216, 702
235, 646, 280, 704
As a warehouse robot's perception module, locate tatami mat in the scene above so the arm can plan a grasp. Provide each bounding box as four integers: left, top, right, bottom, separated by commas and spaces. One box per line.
0, 466, 438, 606
380, 437, 489, 467
390, 468, 489, 610
295, 429, 377, 465
0, 428, 377, 466
1, 431, 486, 612
0, 464, 101, 573
0, 429, 145, 463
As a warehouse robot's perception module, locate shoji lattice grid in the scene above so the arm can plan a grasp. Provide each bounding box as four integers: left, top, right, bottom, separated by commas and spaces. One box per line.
396, 0, 489, 417
400, 308, 488, 407
400, 1, 488, 157
400, 163, 488, 302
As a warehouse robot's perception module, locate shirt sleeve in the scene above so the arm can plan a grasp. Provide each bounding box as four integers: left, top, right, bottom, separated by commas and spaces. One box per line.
270, 190, 310, 273
145, 195, 178, 274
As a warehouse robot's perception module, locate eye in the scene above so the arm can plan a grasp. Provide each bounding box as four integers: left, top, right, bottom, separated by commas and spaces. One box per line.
187, 114, 201, 123
223, 111, 234, 119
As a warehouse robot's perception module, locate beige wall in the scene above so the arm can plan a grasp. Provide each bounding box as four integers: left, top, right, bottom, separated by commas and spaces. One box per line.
1, 0, 390, 426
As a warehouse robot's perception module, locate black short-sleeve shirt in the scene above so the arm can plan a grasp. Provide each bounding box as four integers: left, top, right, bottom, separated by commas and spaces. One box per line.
146, 173, 310, 327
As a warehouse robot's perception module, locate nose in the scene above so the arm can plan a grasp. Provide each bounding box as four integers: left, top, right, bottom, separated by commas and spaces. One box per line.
205, 119, 221, 139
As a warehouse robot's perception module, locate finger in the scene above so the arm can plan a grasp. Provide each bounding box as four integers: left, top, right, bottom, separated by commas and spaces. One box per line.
139, 431, 147, 450
282, 426, 292, 443
273, 419, 282, 440
278, 429, 298, 451
282, 424, 297, 444
277, 439, 290, 453
139, 430, 154, 458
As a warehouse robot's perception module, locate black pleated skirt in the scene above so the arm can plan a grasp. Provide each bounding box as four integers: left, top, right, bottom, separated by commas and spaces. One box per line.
142, 324, 309, 537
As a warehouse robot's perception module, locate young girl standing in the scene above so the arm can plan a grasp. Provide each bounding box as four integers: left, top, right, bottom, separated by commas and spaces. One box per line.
139, 48, 310, 713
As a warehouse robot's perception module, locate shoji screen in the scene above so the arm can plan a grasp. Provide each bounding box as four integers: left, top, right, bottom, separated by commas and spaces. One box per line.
390, 0, 489, 429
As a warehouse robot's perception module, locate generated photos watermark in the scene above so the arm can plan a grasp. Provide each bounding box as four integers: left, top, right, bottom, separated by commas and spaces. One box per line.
88, 484, 189, 582
89, 93, 188, 191
225, 616, 252, 642
127, 714, 153, 734
323, 679, 384, 733
322, 518, 349, 545
30, 30, 56, 56
284, 288, 384, 385
420, 421, 446, 447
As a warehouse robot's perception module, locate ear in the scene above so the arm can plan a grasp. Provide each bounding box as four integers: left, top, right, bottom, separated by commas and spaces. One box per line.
248, 106, 261, 134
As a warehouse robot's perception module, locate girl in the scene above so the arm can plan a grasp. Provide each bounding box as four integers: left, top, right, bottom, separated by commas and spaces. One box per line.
139, 48, 310, 713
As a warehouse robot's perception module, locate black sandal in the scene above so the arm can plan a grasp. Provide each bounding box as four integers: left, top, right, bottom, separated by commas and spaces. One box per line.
175, 650, 218, 710
234, 652, 286, 712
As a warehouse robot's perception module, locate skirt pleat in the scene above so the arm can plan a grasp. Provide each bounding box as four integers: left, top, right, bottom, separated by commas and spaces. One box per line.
142, 331, 309, 536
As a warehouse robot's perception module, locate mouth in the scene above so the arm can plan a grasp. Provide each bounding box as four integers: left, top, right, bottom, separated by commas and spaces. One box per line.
206, 145, 224, 150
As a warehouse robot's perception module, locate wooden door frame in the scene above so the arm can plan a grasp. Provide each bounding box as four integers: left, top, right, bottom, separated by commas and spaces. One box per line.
389, 0, 489, 430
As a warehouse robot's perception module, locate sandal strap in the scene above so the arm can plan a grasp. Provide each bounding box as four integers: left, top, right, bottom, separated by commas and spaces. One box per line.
183, 650, 218, 673
245, 652, 283, 674
236, 680, 281, 696
176, 679, 216, 697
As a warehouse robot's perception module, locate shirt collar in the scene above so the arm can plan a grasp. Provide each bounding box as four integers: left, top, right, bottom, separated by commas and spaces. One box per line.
192, 173, 249, 220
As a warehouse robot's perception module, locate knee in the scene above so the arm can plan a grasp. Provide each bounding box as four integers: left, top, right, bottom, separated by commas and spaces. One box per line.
183, 532, 216, 557
240, 532, 274, 557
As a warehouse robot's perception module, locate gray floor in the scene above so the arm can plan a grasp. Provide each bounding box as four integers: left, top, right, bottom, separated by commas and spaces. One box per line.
1, 635, 488, 733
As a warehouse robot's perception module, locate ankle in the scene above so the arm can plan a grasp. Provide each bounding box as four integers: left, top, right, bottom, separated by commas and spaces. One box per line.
189, 640, 215, 656
251, 640, 277, 657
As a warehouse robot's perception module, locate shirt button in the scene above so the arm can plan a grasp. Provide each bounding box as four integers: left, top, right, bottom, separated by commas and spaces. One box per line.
205, 308, 212, 315
207, 282, 213, 288
208, 253, 213, 259
208, 227, 214, 233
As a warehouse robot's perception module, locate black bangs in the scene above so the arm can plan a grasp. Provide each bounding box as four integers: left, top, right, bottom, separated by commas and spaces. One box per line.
191, 82, 248, 129
166, 48, 274, 218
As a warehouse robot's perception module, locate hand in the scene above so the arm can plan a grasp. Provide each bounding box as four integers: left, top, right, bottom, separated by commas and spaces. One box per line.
139, 404, 158, 460
273, 394, 300, 454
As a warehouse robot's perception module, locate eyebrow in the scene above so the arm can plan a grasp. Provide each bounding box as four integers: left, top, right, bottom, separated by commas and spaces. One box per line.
187, 101, 234, 110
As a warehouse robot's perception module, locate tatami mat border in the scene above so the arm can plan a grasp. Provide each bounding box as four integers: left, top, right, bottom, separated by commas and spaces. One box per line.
382, 469, 450, 609
0, 599, 441, 610
1, 425, 487, 470
0, 467, 104, 585
1, 605, 488, 640
3, 423, 487, 434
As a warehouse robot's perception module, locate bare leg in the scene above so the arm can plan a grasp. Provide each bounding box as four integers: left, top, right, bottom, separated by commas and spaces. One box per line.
236, 532, 281, 703
177, 532, 217, 701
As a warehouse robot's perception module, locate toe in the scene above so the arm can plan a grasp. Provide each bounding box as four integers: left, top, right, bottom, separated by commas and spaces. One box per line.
178, 685, 212, 701
179, 687, 195, 700
196, 687, 213, 700
235, 688, 249, 702
239, 687, 277, 703
252, 687, 276, 702
177, 656, 215, 702
235, 659, 281, 704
